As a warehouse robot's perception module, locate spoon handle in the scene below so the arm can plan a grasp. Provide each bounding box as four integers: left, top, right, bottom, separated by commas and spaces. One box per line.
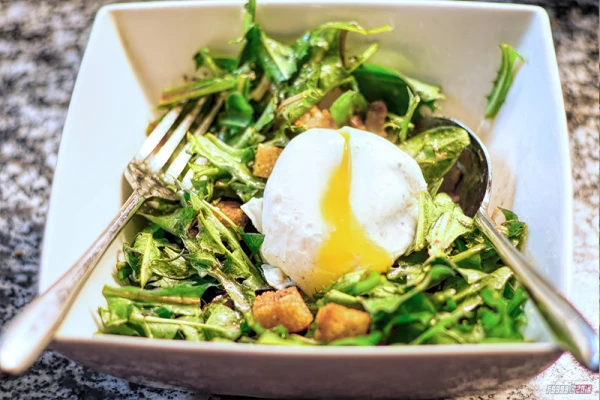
475, 209, 599, 372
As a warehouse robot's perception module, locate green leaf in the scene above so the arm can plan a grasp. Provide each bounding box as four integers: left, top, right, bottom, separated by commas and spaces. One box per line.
240, 0, 256, 39
398, 87, 420, 142
140, 207, 196, 236
410, 295, 483, 344
239, 20, 297, 85
292, 21, 389, 67
220, 92, 254, 130
313, 21, 391, 36
455, 267, 491, 285
399, 126, 470, 190
484, 43, 523, 119
189, 133, 265, 190
101, 287, 205, 324
318, 44, 377, 92
229, 182, 263, 203
497, 207, 528, 250
207, 131, 255, 164
257, 330, 319, 346
98, 307, 140, 336
387, 260, 424, 282
151, 247, 191, 280
258, 29, 297, 84
160, 75, 238, 107
329, 90, 367, 126
102, 295, 135, 320
361, 266, 454, 315
185, 230, 221, 261
241, 233, 264, 255
354, 63, 444, 115
189, 192, 266, 291
381, 293, 437, 344
203, 302, 243, 340
102, 284, 210, 306
131, 229, 163, 288
214, 58, 238, 73
228, 97, 276, 149
450, 243, 487, 270
411, 192, 437, 253
177, 317, 207, 341
209, 265, 255, 318
479, 287, 523, 339
320, 289, 364, 310
329, 331, 383, 346
498, 207, 518, 222
410, 192, 467, 254
426, 209, 473, 256
345, 43, 380, 75
325, 269, 384, 296
278, 23, 382, 127
194, 47, 223, 76
276, 88, 325, 124
400, 73, 444, 104
507, 286, 529, 321
128, 312, 234, 339
254, 96, 278, 132
452, 266, 513, 303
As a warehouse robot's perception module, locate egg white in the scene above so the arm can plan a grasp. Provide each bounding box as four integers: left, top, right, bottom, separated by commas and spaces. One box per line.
242, 127, 427, 294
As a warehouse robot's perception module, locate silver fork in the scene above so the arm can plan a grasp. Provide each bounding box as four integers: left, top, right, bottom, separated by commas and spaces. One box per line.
0, 95, 224, 375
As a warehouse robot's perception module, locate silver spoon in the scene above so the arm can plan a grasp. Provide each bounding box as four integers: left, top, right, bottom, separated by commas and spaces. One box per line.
417, 116, 599, 372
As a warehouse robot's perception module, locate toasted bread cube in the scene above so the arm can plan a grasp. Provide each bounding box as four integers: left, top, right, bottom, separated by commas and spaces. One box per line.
253, 144, 283, 179
294, 106, 337, 129
253, 287, 314, 333
214, 200, 249, 227
314, 303, 371, 342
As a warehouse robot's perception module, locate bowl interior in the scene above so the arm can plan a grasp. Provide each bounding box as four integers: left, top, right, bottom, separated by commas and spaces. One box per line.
40, 0, 570, 343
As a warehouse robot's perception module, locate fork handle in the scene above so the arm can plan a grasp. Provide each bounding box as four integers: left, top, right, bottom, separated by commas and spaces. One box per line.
475, 209, 599, 372
0, 191, 145, 375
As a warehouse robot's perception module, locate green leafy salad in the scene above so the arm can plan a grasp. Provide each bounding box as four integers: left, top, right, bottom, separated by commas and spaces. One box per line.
99, 0, 527, 346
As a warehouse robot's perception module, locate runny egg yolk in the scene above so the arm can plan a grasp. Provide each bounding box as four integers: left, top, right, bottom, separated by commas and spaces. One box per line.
312, 130, 392, 294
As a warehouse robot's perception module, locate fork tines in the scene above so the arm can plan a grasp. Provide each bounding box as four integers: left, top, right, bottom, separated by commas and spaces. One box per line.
134, 94, 224, 188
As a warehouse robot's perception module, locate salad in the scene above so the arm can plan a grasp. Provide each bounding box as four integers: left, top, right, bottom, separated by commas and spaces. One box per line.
98, 0, 527, 346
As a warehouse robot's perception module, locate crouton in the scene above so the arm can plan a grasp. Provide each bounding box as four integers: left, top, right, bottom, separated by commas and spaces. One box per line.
253, 287, 314, 333
365, 101, 388, 137
294, 106, 337, 129
214, 200, 249, 227
253, 144, 283, 179
314, 303, 371, 342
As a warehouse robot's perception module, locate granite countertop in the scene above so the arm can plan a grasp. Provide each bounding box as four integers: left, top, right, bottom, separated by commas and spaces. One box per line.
0, 0, 598, 399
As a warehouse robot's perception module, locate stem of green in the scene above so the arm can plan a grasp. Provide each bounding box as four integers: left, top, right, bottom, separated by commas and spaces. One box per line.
129, 313, 230, 334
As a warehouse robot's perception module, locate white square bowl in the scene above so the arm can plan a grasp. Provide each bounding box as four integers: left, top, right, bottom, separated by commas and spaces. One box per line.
40, 1, 571, 398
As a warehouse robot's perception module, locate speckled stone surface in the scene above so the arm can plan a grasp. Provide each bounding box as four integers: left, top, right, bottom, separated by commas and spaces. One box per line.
0, 0, 598, 399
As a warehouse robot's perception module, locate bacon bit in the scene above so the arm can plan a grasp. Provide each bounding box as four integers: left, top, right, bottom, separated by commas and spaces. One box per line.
365, 101, 388, 137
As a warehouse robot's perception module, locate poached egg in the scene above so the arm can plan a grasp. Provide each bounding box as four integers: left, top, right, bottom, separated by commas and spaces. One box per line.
242, 127, 427, 296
